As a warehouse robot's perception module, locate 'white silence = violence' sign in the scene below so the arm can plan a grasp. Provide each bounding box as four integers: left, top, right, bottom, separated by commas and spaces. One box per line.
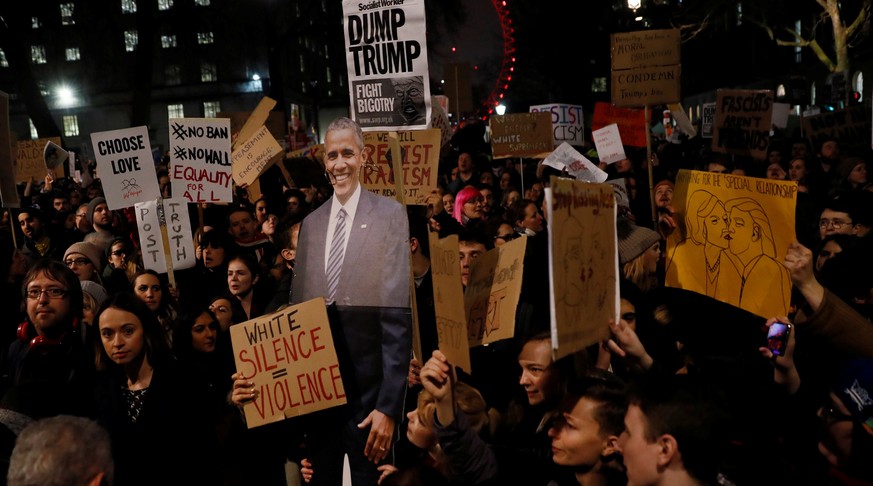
231, 298, 347, 428
134, 198, 196, 274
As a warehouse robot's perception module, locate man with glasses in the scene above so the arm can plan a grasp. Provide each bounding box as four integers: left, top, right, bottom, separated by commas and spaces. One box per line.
818, 196, 855, 241
0, 259, 95, 418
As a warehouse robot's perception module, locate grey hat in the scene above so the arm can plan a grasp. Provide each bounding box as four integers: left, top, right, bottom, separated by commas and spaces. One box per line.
80, 280, 108, 309
86, 197, 106, 225
617, 219, 661, 266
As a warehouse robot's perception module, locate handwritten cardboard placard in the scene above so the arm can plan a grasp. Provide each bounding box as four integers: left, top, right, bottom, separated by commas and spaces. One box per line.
529, 103, 585, 147
701, 102, 716, 139
430, 96, 453, 148
91, 126, 161, 210
802, 105, 871, 151
428, 232, 471, 373
228, 97, 278, 151
611, 65, 681, 107
343, 0, 431, 131
548, 178, 618, 360
611, 28, 681, 70
712, 89, 773, 160
592, 123, 626, 165
665, 169, 796, 318
0, 91, 19, 208
15, 137, 62, 183
232, 125, 284, 187
591, 102, 647, 148
231, 298, 346, 428
169, 118, 233, 203
465, 235, 526, 347
362, 129, 440, 205
134, 198, 196, 274
490, 112, 553, 158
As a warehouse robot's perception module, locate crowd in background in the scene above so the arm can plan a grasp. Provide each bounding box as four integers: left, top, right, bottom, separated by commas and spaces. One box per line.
0, 116, 871, 486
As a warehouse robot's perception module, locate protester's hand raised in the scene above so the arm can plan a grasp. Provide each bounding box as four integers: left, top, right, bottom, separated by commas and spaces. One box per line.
783, 240, 814, 287
605, 319, 653, 372
423, 189, 444, 218
758, 317, 800, 394
408, 357, 423, 387
229, 372, 256, 407
300, 458, 313, 484
420, 350, 451, 402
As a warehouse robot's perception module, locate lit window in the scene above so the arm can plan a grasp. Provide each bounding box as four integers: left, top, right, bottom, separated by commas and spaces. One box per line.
203, 101, 221, 118
29, 119, 38, 140
63, 115, 80, 137
795, 20, 802, 63
37, 82, 49, 96
165, 65, 181, 85
811, 82, 816, 105
299, 54, 305, 73
197, 32, 214, 45
853, 72, 864, 102
124, 31, 138, 52
194, 0, 210, 5
31, 46, 47, 64
158, 0, 173, 11
168, 103, 184, 119
301, 81, 307, 93
161, 35, 177, 48
326, 67, 331, 83
200, 62, 217, 82
0, 50, 8, 68
324, 45, 329, 59
60, 4, 75, 25
776, 84, 786, 98
591, 77, 607, 93
121, 0, 137, 13
32, 17, 41, 29
65, 47, 80, 61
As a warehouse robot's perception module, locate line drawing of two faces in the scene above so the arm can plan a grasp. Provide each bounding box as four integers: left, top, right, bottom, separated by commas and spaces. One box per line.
667, 189, 790, 315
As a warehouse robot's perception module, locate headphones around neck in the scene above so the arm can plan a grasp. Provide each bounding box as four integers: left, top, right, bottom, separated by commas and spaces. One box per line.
16, 318, 79, 352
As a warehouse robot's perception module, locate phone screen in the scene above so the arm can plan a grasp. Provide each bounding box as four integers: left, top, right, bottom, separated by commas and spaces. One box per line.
767, 322, 790, 356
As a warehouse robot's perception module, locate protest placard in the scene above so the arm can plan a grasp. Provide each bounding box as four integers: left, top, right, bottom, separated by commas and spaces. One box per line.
134, 198, 196, 274
592, 123, 626, 165
428, 232, 471, 373
665, 169, 797, 318
231, 298, 347, 428
465, 235, 526, 347
91, 126, 161, 210
16, 137, 62, 183
712, 89, 773, 160
610, 29, 681, 107
529, 103, 585, 147
490, 112, 553, 158
701, 102, 716, 139
361, 129, 439, 204
801, 105, 871, 151
0, 92, 19, 208
591, 102, 647, 148
548, 177, 618, 360
232, 125, 284, 187
542, 143, 607, 183
343, 0, 431, 131
169, 118, 233, 203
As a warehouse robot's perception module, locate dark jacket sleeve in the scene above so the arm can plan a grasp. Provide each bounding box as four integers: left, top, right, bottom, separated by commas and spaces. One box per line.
795, 288, 873, 358
435, 410, 498, 485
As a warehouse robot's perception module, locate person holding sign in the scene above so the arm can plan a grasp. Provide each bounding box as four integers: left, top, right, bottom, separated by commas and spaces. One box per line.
291, 116, 411, 485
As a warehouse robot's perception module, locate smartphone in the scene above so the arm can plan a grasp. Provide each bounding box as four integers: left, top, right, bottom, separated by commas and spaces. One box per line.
766, 321, 792, 356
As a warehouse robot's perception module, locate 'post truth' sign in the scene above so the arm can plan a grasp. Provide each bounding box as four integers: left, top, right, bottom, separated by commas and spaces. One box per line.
134, 198, 196, 274
231, 298, 346, 428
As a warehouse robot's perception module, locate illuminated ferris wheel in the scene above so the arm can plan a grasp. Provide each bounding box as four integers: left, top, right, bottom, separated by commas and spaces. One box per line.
480, 0, 516, 118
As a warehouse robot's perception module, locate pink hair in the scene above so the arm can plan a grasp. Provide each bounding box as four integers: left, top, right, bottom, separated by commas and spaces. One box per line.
453, 186, 482, 224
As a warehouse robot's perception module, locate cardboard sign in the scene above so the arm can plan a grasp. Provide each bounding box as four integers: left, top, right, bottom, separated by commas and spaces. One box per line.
343, 0, 431, 131
91, 126, 161, 210
548, 178, 618, 360
430, 97, 453, 148
169, 118, 233, 203
611, 28, 681, 70
592, 124, 627, 165
802, 105, 871, 151
665, 169, 796, 318
591, 102, 647, 148
134, 198, 196, 273
490, 112, 553, 158
16, 137, 63, 183
362, 129, 440, 205
428, 232, 471, 373
465, 235, 526, 347
0, 91, 19, 208
231, 125, 284, 187
529, 103, 585, 147
542, 143, 607, 183
611, 65, 681, 107
231, 298, 347, 428
667, 103, 697, 138
229, 97, 277, 151
712, 89, 773, 160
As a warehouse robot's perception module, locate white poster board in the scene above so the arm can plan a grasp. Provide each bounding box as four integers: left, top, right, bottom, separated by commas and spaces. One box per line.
592, 123, 626, 165
530, 103, 585, 147
134, 198, 196, 274
91, 126, 161, 210
169, 118, 233, 203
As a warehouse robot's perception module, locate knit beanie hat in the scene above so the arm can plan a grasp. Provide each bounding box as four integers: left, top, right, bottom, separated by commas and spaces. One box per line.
654, 179, 674, 193
617, 218, 661, 266
837, 157, 865, 181
834, 358, 873, 436
80, 280, 108, 309
87, 197, 106, 225
64, 241, 104, 274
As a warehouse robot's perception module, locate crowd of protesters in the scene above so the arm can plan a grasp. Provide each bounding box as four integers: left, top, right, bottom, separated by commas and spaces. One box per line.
0, 116, 871, 486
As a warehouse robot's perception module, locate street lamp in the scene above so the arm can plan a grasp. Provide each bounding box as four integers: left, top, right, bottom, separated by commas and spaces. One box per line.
627, 0, 641, 11
495, 104, 507, 115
